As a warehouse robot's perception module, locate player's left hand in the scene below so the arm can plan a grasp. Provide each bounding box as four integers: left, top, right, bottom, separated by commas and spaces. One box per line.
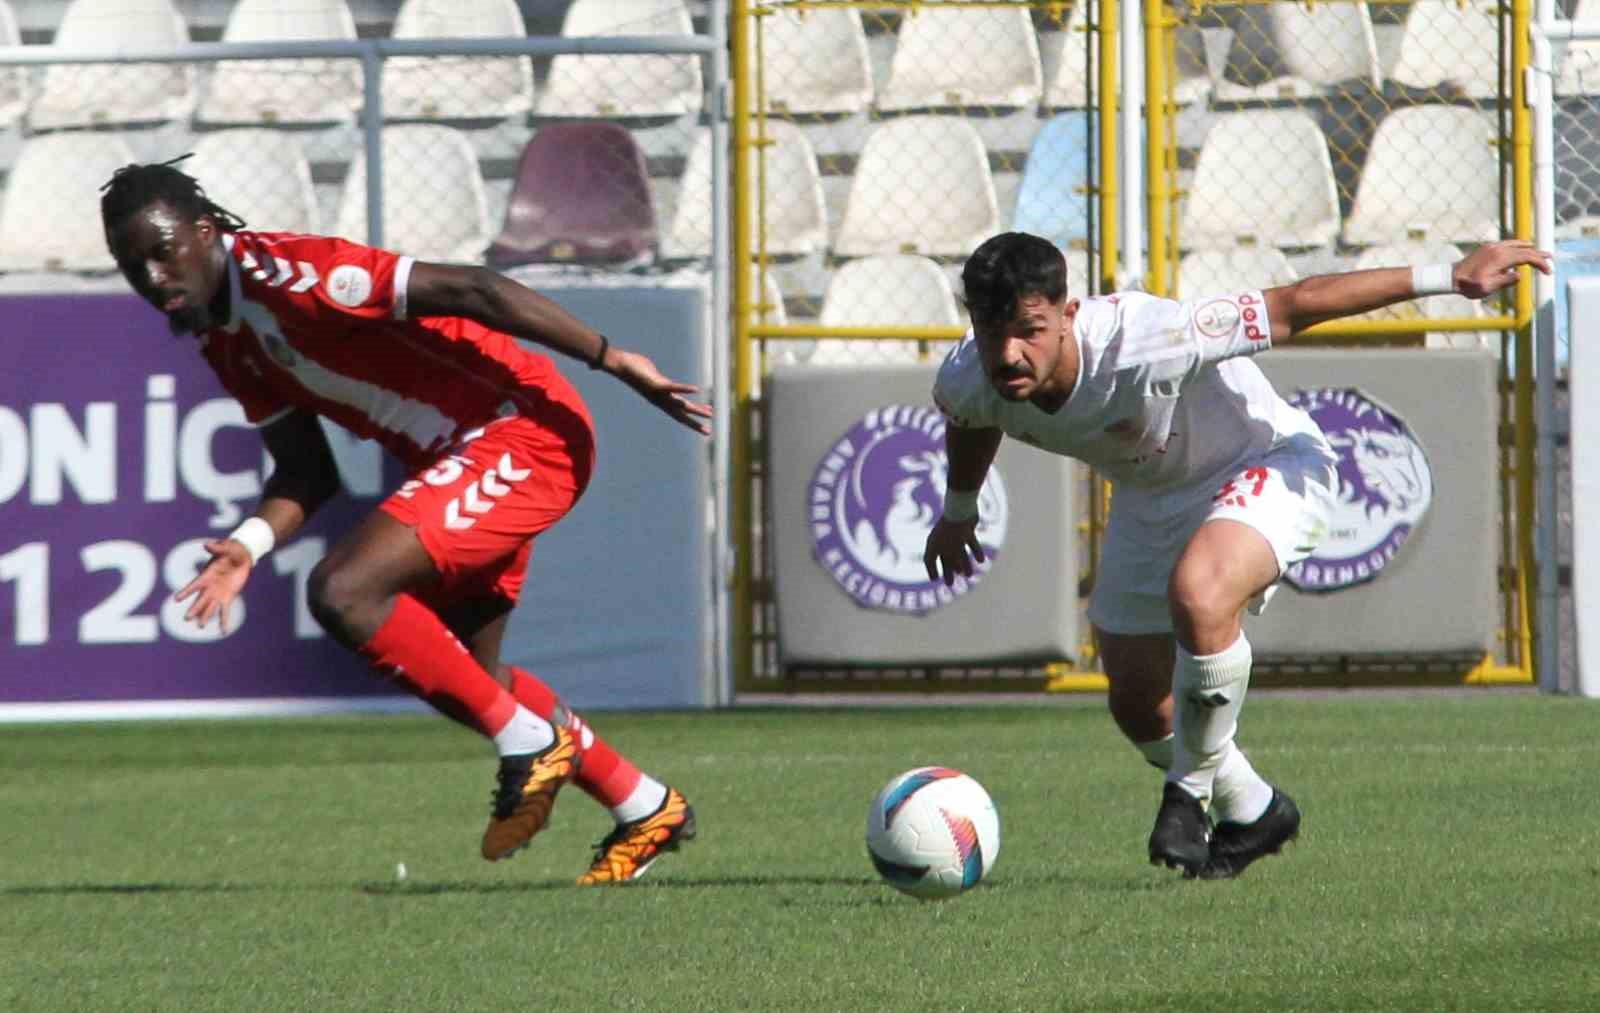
606, 348, 713, 435
1455, 239, 1553, 300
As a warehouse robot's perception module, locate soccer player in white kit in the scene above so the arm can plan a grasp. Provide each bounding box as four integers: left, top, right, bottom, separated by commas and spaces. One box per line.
924, 232, 1550, 878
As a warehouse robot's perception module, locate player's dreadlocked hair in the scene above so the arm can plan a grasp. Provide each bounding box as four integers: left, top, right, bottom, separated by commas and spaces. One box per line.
960, 232, 1068, 326
100, 154, 247, 233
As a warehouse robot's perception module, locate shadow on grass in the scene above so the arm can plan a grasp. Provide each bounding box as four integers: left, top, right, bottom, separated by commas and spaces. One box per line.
1, 882, 270, 896
358, 870, 1183, 898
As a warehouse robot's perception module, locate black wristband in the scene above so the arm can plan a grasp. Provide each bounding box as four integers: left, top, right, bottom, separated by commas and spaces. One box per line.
588, 334, 609, 371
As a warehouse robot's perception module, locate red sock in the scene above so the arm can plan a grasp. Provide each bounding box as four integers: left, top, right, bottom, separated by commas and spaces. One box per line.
507, 666, 643, 808
360, 595, 518, 738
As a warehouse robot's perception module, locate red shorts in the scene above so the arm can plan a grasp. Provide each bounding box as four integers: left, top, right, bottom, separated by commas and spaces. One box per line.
380, 416, 595, 607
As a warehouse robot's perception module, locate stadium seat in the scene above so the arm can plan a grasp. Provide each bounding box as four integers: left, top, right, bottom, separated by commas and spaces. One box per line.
1046, 1, 1210, 109
877, 3, 1042, 111
382, 0, 532, 121
834, 116, 999, 259
808, 254, 960, 365
1180, 110, 1339, 251
1559, 215, 1600, 240
1557, 0, 1600, 96
0, 0, 28, 128
1212, 1, 1382, 103
29, 0, 195, 130
197, 0, 362, 125
537, 0, 702, 119
1343, 106, 1502, 246
187, 130, 321, 235
1388, 0, 1502, 99
0, 133, 138, 272
1352, 241, 1494, 350
0, 272, 96, 293
750, 3, 872, 115
664, 122, 825, 260
1012, 113, 1095, 253
335, 125, 491, 263
1174, 246, 1299, 301
485, 122, 656, 267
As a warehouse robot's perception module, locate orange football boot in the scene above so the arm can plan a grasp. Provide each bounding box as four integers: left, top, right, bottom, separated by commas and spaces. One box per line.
481, 723, 582, 861
576, 787, 697, 884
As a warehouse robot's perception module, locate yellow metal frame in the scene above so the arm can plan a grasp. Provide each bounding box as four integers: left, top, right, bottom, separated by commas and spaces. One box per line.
734, 0, 1539, 690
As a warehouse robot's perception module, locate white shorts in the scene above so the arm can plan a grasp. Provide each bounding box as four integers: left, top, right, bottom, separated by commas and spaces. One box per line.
1087, 436, 1339, 636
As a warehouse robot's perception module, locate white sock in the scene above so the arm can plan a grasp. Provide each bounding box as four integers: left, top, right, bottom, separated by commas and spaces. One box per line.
1211, 742, 1273, 825
491, 705, 556, 757
612, 775, 669, 824
1169, 632, 1253, 805
1136, 734, 1174, 771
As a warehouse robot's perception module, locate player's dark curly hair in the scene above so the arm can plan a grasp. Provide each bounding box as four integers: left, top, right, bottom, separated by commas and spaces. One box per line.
960, 232, 1068, 326
99, 154, 247, 233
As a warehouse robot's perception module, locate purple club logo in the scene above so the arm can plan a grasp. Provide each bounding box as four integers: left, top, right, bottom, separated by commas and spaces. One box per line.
1284, 387, 1433, 592
807, 404, 1009, 613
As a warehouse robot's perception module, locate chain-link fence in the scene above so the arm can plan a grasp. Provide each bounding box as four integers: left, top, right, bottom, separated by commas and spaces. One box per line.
0, 0, 715, 287
733, 0, 1108, 686
1160, 0, 1520, 348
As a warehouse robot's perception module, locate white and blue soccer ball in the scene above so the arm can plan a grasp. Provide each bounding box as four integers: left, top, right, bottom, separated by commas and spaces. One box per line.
865, 766, 1000, 900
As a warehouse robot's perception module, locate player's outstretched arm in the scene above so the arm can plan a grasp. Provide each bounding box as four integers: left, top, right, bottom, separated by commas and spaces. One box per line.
923, 424, 1003, 587
1261, 239, 1552, 340
406, 262, 711, 435
174, 411, 341, 632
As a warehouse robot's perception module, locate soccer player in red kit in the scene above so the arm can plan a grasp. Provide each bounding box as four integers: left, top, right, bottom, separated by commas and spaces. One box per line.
101, 158, 701, 883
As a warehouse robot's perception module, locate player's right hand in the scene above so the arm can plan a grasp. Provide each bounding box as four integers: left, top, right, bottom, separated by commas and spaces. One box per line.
173, 538, 254, 633
923, 517, 985, 587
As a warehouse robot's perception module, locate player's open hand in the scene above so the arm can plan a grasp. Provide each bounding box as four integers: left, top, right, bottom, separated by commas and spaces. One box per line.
606, 348, 713, 435
1455, 240, 1553, 300
923, 516, 985, 587
173, 538, 253, 633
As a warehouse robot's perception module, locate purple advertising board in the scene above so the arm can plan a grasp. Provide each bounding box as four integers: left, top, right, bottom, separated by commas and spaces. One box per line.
0, 293, 405, 716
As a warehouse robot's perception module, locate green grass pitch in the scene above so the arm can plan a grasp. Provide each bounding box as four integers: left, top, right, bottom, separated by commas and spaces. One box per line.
2, 693, 1597, 1012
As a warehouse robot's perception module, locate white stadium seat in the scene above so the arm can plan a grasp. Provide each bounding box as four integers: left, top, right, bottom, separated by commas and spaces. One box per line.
1175, 246, 1299, 301
1344, 106, 1502, 246
1388, 0, 1503, 99
0, 0, 28, 128
334, 125, 491, 263
537, 0, 702, 119
878, 4, 1042, 111
187, 130, 321, 235
29, 0, 195, 130
1213, 2, 1382, 102
197, 0, 363, 125
1352, 241, 1495, 350
1046, 2, 1209, 109
834, 116, 999, 259
664, 122, 825, 260
1557, 0, 1600, 97
809, 254, 961, 365
0, 133, 138, 272
750, 3, 873, 115
1180, 110, 1340, 251
383, 0, 534, 120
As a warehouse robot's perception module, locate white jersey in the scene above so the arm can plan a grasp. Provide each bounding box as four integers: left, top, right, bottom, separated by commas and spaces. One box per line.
932, 289, 1327, 520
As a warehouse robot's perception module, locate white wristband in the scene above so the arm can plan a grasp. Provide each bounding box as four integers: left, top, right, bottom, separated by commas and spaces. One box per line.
942, 488, 980, 523
227, 516, 276, 566
1410, 263, 1455, 297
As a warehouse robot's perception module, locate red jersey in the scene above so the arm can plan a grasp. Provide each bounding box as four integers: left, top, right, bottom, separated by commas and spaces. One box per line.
197, 230, 594, 470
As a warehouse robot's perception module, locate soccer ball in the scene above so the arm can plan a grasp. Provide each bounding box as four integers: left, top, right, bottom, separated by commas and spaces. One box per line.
865, 766, 1000, 899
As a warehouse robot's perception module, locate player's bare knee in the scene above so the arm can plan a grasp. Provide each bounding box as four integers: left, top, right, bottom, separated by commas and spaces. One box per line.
1166, 568, 1237, 643
307, 559, 381, 641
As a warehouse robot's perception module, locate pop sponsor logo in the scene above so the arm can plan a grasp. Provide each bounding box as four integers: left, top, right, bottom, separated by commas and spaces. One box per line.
1284, 387, 1434, 592
806, 404, 1008, 613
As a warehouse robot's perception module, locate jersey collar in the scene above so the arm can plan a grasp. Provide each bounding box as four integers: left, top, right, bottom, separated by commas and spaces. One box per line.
219, 232, 242, 333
